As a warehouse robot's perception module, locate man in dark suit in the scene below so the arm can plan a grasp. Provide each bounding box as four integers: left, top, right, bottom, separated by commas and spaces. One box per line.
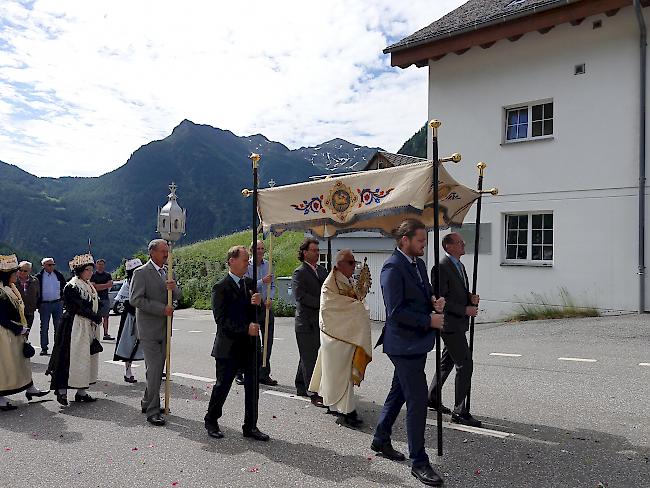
428, 232, 481, 427
204, 245, 269, 441
371, 219, 445, 487
292, 237, 328, 407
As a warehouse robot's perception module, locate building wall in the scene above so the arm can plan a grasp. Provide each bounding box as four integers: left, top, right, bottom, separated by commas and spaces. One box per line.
426, 7, 650, 319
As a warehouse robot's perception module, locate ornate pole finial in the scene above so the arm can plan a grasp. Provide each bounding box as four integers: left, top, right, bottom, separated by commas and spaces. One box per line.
268, 178, 276, 188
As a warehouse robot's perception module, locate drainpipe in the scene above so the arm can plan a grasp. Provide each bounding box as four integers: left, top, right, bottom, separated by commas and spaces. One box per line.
634, 0, 647, 313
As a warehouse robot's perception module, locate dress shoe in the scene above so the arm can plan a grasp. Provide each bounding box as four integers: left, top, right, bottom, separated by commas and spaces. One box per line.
0, 403, 17, 411
295, 389, 308, 397
337, 411, 363, 429
427, 400, 451, 415
451, 412, 482, 428
370, 439, 405, 461
55, 392, 68, 406
242, 427, 269, 441
26, 390, 49, 401
310, 395, 325, 408
235, 374, 245, 386
259, 377, 278, 386
74, 393, 97, 403
124, 375, 137, 383
205, 423, 224, 439
411, 463, 444, 486
39, 349, 49, 356
147, 413, 166, 426
103, 334, 114, 341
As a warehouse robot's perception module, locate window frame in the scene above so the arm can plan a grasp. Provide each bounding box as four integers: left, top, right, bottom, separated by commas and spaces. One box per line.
502, 211, 554, 267
503, 99, 554, 144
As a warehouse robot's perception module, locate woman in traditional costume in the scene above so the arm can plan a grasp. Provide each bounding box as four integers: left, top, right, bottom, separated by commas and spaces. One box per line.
47, 253, 102, 406
0, 254, 49, 411
113, 258, 144, 383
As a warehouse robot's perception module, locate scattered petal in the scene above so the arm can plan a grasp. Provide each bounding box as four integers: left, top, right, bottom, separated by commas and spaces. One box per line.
171, 482, 179, 487
475, 469, 481, 476
247, 467, 259, 473
366, 456, 373, 461
4, 447, 11, 452
131, 447, 139, 452
148, 444, 155, 448
272, 415, 277, 419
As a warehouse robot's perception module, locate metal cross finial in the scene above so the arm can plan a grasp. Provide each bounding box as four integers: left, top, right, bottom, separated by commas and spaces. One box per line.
168, 182, 178, 199
269, 178, 276, 188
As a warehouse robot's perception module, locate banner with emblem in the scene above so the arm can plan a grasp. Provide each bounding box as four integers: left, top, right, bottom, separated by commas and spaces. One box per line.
257, 161, 479, 238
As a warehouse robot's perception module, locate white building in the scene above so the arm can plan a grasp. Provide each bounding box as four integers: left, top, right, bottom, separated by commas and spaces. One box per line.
329, 0, 650, 321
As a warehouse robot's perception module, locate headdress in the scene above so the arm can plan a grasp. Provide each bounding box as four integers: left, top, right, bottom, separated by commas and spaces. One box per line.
0, 254, 19, 272
69, 253, 95, 271
125, 258, 143, 271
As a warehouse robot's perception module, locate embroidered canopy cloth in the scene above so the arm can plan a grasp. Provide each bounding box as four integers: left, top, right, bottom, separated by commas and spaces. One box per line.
258, 161, 479, 237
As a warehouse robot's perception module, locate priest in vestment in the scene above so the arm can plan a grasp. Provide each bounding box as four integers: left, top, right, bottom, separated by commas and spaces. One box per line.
309, 249, 372, 428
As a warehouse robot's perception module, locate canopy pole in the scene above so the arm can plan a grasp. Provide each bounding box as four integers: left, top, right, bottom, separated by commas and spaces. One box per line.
327, 238, 332, 272
465, 162, 485, 414
430, 119, 443, 457
250, 153, 261, 422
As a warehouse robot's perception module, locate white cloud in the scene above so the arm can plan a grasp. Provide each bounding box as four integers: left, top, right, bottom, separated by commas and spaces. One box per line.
0, 0, 466, 177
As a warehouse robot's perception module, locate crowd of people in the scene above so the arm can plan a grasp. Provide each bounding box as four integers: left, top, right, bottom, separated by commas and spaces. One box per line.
0, 217, 482, 487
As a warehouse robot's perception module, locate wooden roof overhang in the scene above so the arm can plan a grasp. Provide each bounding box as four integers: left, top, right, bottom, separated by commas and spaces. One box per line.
387, 0, 649, 68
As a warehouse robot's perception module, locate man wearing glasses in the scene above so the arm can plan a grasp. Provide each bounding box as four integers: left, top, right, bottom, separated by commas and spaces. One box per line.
36, 257, 66, 356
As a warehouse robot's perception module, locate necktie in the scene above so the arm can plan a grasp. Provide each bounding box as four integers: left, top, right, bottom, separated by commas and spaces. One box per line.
411, 261, 423, 283
239, 279, 246, 295
158, 267, 166, 280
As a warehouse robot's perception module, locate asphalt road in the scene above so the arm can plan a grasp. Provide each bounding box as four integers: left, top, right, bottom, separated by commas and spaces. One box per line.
1, 311, 649, 488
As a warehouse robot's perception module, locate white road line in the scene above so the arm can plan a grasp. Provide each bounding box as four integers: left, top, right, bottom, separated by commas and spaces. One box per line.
274, 337, 285, 341
171, 372, 215, 382
187, 330, 203, 333
424, 418, 512, 439
104, 360, 141, 367
489, 353, 522, 358
263, 390, 310, 402
640, 363, 650, 367
558, 357, 597, 363
172, 328, 180, 331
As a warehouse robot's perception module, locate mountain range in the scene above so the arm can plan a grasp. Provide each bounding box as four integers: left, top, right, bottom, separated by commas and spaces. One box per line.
1, 119, 431, 267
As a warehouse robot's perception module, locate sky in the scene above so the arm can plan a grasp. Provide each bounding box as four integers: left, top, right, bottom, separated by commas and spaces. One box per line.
0, 0, 465, 177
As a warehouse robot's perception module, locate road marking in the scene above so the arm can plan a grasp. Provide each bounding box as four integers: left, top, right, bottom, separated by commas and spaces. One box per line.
104, 360, 140, 367
425, 418, 512, 439
263, 390, 310, 402
274, 337, 285, 341
187, 330, 203, 333
558, 357, 597, 363
172, 328, 180, 331
489, 353, 522, 358
640, 363, 650, 367
171, 372, 214, 382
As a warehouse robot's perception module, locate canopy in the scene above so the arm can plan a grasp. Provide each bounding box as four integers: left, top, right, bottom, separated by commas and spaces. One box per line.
258, 161, 479, 238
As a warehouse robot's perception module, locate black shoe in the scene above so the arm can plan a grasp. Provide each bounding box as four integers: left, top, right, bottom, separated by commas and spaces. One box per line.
26, 390, 49, 401
243, 427, 269, 441
103, 335, 114, 341
295, 389, 308, 397
427, 399, 451, 415
451, 412, 482, 428
411, 464, 444, 486
259, 377, 278, 386
205, 422, 224, 439
310, 395, 325, 408
74, 393, 97, 403
337, 411, 363, 429
0, 403, 17, 411
370, 439, 405, 461
124, 375, 137, 383
55, 392, 68, 406
147, 413, 166, 426
39, 349, 49, 356
235, 374, 244, 386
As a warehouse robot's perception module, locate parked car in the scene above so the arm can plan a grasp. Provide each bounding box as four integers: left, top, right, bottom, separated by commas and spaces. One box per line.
108, 280, 125, 315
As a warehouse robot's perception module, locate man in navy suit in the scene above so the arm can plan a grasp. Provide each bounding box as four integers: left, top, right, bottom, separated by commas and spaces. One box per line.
371, 219, 446, 487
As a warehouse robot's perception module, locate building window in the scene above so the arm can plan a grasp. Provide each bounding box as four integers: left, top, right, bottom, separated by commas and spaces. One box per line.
505, 101, 553, 142
318, 253, 327, 267
504, 212, 553, 264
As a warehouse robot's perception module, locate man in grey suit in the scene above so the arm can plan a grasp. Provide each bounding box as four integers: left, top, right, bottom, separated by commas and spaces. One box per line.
130, 239, 182, 426
292, 237, 328, 407
428, 232, 481, 427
